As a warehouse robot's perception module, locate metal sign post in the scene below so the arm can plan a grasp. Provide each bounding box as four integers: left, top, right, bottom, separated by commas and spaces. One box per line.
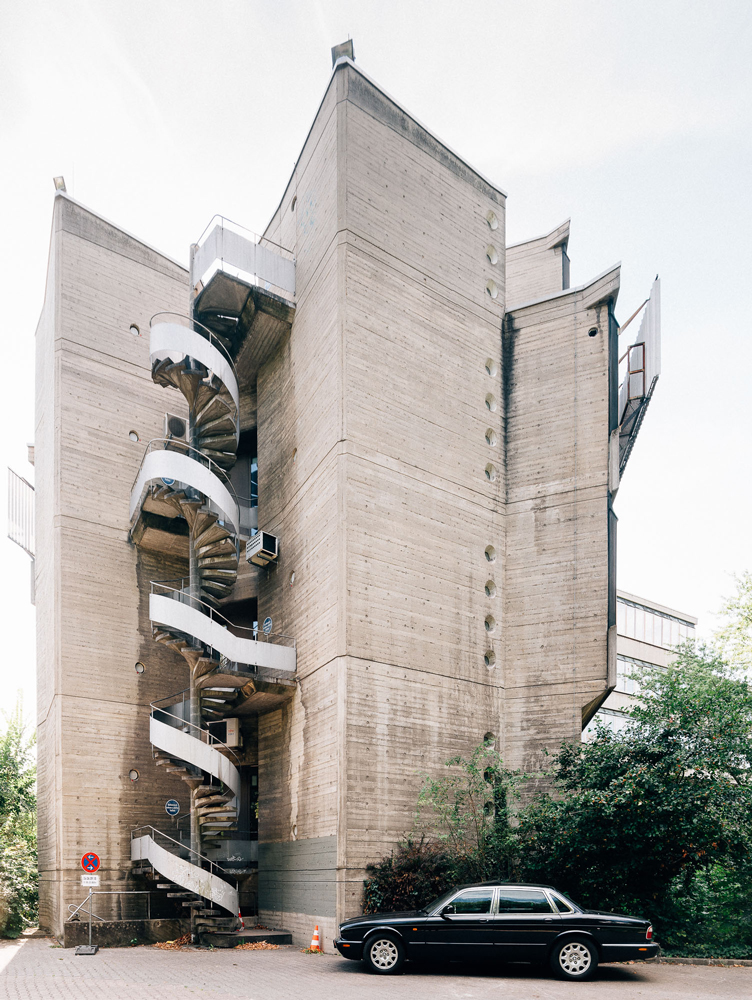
75, 851, 101, 954
74, 889, 99, 955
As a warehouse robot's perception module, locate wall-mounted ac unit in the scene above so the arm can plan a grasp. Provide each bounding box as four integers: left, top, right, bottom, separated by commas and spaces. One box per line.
245, 531, 279, 567
224, 717, 241, 748
164, 412, 188, 443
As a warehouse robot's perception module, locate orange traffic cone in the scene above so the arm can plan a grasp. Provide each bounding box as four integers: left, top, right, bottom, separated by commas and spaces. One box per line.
238, 910, 245, 932
309, 925, 321, 951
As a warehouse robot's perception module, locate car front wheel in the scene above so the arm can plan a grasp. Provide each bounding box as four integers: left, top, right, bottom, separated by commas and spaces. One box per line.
363, 933, 405, 975
551, 937, 597, 981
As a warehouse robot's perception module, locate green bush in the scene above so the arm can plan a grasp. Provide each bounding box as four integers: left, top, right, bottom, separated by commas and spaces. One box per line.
0, 702, 37, 937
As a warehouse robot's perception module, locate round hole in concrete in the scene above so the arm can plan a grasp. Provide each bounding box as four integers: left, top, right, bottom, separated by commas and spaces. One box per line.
486, 210, 498, 231
484, 615, 496, 632
485, 394, 497, 412
588, 327, 599, 337
485, 579, 497, 598
484, 650, 496, 669
485, 358, 498, 377
486, 244, 498, 265
128, 430, 140, 442
485, 463, 497, 482
485, 428, 497, 447
289, 571, 295, 586
486, 279, 499, 300
135, 662, 145, 674
129, 769, 139, 782
129, 324, 140, 337
485, 545, 496, 563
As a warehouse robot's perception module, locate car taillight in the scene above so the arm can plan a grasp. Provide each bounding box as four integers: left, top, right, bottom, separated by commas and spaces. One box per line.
646, 925, 653, 940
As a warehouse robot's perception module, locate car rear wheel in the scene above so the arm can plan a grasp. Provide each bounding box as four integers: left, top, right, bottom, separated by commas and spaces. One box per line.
551, 937, 597, 981
363, 933, 405, 974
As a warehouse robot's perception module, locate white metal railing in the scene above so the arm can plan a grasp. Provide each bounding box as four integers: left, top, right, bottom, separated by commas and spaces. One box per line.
129, 438, 257, 536
192, 215, 296, 300
151, 688, 241, 765
150, 312, 240, 420
7, 469, 34, 558
149, 584, 297, 673
152, 580, 296, 649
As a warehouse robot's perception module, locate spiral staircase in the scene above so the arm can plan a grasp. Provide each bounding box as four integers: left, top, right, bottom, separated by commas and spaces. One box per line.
129, 221, 297, 941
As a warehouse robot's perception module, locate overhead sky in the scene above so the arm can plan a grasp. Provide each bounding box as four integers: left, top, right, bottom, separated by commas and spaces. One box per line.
1, 0, 750, 720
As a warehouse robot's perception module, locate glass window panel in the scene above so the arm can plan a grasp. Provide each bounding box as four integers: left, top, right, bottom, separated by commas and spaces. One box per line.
617, 602, 627, 633
497, 890, 553, 914
550, 893, 574, 913
636, 609, 645, 641
451, 889, 494, 914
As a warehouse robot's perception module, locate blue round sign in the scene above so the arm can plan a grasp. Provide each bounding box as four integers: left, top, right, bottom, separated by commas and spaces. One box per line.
262, 617, 273, 635
165, 799, 180, 817
81, 852, 100, 872
161, 477, 175, 487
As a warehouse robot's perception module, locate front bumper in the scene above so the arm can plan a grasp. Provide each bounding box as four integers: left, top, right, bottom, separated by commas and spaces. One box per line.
334, 938, 364, 960
600, 942, 659, 963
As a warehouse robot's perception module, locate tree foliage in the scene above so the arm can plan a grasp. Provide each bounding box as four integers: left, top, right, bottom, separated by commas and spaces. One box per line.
0, 701, 37, 937
363, 645, 752, 955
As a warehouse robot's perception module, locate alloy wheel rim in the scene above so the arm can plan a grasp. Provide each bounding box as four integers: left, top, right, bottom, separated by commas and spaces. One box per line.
559, 941, 592, 975
370, 938, 399, 969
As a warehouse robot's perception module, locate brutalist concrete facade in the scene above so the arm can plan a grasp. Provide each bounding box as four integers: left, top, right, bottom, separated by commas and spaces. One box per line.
34, 56, 657, 946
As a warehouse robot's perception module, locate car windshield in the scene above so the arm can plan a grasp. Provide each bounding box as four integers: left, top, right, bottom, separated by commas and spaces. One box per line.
419, 888, 461, 914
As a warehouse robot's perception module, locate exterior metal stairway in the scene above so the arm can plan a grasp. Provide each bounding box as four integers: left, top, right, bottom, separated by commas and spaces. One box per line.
130, 222, 298, 942
131, 312, 246, 936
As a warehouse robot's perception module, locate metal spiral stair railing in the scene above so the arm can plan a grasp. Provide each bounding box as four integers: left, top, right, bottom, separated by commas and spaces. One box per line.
131, 312, 248, 934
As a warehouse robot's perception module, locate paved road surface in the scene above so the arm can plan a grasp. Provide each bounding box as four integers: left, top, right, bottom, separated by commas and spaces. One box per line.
1, 936, 750, 1000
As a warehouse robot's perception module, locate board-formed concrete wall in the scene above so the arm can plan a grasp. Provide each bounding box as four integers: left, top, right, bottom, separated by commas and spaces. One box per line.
35, 57, 617, 948
35, 194, 191, 935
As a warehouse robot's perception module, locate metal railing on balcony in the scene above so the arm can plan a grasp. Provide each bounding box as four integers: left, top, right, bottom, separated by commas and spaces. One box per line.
151, 580, 296, 650
7, 469, 34, 558
192, 215, 296, 300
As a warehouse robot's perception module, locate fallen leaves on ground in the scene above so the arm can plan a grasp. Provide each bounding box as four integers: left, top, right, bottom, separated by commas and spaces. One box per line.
153, 933, 192, 950
235, 941, 280, 950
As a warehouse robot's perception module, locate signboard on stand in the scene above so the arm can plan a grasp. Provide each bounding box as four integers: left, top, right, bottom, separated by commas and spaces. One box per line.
81, 874, 100, 887
81, 852, 100, 872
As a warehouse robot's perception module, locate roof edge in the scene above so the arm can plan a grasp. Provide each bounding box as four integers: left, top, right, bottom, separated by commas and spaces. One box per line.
53, 190, 187, 272
506, 262, 621, 314
507, 218, 571, 252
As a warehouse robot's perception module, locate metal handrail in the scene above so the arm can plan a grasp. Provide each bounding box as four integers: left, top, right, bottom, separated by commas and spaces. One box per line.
131, 824, 239, 884
67, 891, 152, 922
195, 214, 295, 261
150, 311, 237, 372
130, 438, 256, 510
152, 579, 297, 648
150, 702, 241, 766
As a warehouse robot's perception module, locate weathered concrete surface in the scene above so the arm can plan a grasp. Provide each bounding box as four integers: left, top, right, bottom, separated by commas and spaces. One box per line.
61, 918, 188, 949
2, 937, 752, 1000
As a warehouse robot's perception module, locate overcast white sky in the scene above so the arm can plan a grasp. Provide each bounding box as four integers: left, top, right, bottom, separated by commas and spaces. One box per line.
1, 0, 751, 721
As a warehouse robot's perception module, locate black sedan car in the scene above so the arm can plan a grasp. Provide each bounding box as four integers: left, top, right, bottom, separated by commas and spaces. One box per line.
334, 882, 657, 980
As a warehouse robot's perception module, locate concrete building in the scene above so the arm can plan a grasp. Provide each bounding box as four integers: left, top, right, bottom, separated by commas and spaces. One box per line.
584, 591, 697, 736
25, 49, 662, 946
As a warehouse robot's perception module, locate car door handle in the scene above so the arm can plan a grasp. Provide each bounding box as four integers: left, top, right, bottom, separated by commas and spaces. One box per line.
544, 918, 553, 922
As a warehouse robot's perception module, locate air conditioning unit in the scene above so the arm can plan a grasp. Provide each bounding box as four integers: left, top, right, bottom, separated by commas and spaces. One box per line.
164, 412, 188, 442
224, 717, 241, 749
245, 531, 279, 567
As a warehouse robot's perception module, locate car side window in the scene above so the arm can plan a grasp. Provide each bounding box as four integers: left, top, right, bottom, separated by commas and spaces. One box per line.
497, 889, 553, 913
550, 892, 574, 913
450, 889, 494, 914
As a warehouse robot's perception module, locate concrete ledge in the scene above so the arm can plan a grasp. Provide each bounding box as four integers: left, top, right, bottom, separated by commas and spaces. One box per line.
62, 918, 189, 949
199, 928, 292, 949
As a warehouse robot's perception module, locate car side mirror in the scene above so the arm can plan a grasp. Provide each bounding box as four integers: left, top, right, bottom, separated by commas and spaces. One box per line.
441, 904, 456, 918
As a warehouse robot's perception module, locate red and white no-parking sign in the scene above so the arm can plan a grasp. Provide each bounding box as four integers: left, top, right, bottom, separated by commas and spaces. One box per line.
81, 852, 100, 872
